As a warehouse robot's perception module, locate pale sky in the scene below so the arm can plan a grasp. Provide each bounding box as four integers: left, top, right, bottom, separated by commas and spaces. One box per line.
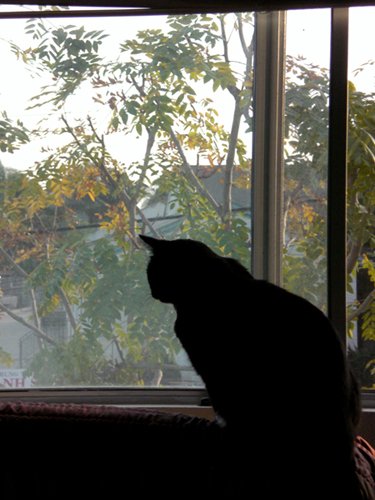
1, 5, 375, 171
287, 6, 375, 92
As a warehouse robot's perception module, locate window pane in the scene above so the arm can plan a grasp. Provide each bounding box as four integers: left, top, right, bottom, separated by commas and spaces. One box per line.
283, 9, 330, 309
347, 7, 375, 389
0, 7, 253, 388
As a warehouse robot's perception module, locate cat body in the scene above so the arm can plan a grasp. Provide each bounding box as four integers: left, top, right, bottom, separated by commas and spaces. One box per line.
140, 235, 361, 498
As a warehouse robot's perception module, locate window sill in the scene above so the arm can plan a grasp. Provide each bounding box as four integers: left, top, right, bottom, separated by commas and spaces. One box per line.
0, 386, 210, 408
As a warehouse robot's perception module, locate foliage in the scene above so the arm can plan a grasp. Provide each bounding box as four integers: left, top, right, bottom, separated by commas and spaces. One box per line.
284, 55, 375, 386
0, 112, 29, 154
282, 56, 329, 308
2, 11, 375, 388
0, 12, 253, 386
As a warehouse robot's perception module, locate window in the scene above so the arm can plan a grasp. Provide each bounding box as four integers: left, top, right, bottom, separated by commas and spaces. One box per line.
0, 4, 253, 403
0, 1, 369, 407
346, 6, 375, 398
283, 8, 331, 309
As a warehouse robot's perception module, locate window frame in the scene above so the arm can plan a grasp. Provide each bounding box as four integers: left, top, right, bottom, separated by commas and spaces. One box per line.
0, 0, 369, 408
251, 10, 286, 286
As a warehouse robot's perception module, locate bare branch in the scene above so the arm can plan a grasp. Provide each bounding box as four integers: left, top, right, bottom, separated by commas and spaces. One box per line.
135, 207, 162, 238
238, 16, 254, 122
134, 128, 155, 200
150, 368, 163, 386
87, 115, 102, 143
0, 245, 45, 347
113, 336, 126, 364
57, 288, 77, 332
347, 237, 363, 275
347, 290, 375, 323
0, 302, 57, 346
169, 127, 222, 216
218, 18, 243, 101
0, 244, 77, 335
222, 100, 242, 217
237, 14, 251, 59
0, 246, 28, 279
61, 114, 84, 150
220, 15, 229, 63
130, 74, 146, 98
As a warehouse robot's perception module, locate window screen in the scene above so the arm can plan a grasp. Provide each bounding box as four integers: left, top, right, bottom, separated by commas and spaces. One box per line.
0, 6, 253, 389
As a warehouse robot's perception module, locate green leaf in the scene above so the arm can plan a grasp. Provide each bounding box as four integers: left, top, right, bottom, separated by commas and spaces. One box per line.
212, 78, 221, 92
136, 122, 143, 135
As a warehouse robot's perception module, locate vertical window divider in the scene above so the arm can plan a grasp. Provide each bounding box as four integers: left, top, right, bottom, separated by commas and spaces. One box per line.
327, 8, 349, 345
251, 10, 286, 286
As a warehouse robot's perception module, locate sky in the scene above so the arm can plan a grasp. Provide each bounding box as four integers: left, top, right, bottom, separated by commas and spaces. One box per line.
0, 5, 244, 171
0, 7, 169, 169
287, 6, 375, 92
1, 5, 375, 171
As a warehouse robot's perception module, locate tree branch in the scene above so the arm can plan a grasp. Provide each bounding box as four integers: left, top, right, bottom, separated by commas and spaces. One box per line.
0, 245, 46, 348
57, 288, 77, 332
62, 114, 162, 239
347, 237, 363, 275
238, 16, 254, 122
222, 99, 242, 217
0, 246, 28, 279
0, 244, 77, 335
134, 127, 155, 200
220, 15, 229, 64
347, 290, 375, 323
169, 127, 222, 217
113, 336, 126, 364
0, 302, 57, 346
237, 14, 251, 59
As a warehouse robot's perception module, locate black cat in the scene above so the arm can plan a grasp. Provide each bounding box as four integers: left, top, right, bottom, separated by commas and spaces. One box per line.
140, 234, 361, 498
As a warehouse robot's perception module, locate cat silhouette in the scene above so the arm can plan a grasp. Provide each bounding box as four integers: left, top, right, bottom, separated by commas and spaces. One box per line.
140, 234, 361, 499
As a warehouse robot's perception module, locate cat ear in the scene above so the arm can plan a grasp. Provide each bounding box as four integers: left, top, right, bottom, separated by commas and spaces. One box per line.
139, 234, 164, 252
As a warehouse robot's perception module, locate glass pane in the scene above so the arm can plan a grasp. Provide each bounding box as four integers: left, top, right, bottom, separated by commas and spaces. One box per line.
283, 9, 330, 309
0, 7, 253, 388
347, 7, 375, 389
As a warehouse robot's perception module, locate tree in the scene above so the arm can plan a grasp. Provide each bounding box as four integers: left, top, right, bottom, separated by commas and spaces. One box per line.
283, 56, 330, 308
2, 9, 375, 388
0, 11, 253, 386
283, 55, 375, 386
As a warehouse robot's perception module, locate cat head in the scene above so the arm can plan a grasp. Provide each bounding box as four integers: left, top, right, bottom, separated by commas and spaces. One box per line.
140, 235, 217, 304
139, 235, 250, 305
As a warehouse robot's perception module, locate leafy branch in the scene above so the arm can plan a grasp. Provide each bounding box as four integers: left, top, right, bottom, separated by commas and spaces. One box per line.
0, 244, 74, 345
61, 114, 161, 240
